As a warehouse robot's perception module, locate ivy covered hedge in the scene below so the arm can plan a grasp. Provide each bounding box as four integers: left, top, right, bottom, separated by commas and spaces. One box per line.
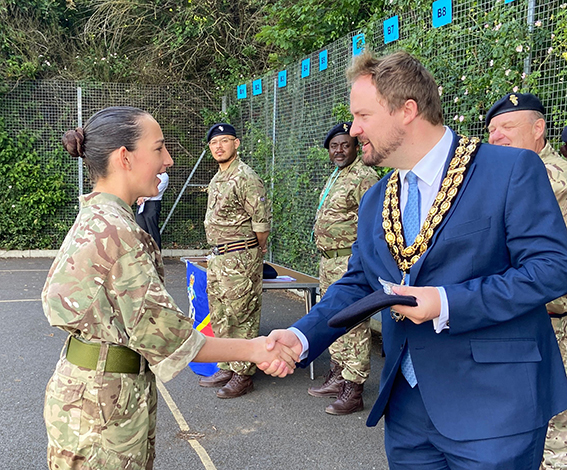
0, 119, 73, 249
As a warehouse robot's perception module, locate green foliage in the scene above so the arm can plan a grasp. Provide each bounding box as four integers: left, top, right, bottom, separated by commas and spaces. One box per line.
331, 102, 353, 123
257, 0, 384, 65
0, 119, 73, 249
374, 0, 567, 139
269, 145, 329, 274
241, 124, 333, 275
200, 104, 241, 129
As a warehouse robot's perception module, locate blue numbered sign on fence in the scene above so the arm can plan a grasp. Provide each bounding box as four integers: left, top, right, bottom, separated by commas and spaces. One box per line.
278, 70, 287, 88
383, 16, 400, 44
301, 58, 310, 78
237, 84, 247, 99
353, 34, 365, 56
319, 50, 328, 71
253, 79, 262, 96
505, 0, 515, 3
432, 0, 452, 28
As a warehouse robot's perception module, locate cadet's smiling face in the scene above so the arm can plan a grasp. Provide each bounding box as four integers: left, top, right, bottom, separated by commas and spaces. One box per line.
131, 115, 173, 198
328, 134, 358, 169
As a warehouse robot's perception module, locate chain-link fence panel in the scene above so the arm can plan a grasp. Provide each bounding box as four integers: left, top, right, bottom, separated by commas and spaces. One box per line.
1, 0, 566, 275
0, 81, 219, 250
230, 0, 567, 276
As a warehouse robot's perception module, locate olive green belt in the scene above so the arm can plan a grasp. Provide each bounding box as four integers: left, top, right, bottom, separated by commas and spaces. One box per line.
321, 247, 352, 259
66, 336, 143, 374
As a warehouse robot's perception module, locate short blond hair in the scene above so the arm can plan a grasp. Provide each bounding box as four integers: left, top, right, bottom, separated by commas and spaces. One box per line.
347, 50, 444, 126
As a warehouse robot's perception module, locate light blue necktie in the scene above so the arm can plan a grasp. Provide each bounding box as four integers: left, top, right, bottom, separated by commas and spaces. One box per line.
400, 171, 419, 388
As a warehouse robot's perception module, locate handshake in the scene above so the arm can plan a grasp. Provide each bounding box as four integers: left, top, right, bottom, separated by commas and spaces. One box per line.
196, 329, 302, 377
255, 329, 303, 377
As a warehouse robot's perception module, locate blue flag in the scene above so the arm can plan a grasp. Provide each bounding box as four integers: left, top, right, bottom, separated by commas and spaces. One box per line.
185, 260, 219, 377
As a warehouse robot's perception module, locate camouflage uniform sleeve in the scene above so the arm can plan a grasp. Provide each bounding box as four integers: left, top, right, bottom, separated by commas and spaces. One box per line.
542, 145, 567, 314
353, 170, 379, 204
108, 249, 206, 383
238, 171, 272, 233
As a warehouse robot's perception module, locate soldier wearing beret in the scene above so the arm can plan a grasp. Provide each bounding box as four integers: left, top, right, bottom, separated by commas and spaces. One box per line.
308, 122, 378, 414
487, 93, 567, 469
199, 123, 272, 398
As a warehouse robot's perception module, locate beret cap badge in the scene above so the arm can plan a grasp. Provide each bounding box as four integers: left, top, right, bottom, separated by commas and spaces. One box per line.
206, 122, 237, 142
485, 92, 545, 126
323, 121, 355, 149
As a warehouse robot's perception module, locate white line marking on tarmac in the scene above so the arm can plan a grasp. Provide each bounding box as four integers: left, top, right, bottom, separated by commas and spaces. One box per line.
156, 378, 217, 469
0, 299, 41, 303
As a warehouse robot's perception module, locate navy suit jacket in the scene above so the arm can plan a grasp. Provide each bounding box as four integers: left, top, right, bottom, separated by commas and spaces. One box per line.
293, 132, 567, 441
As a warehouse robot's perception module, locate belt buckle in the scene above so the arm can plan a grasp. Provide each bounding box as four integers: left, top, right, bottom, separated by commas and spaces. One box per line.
212, 246, 220, 256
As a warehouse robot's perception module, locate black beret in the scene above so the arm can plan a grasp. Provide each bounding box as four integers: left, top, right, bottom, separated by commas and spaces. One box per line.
328, 290, 417, 331
562, 126, 567, 143
263, 263, 278, 279
486, 93, 545, 127
323, 122, 353, 149
206, 123, 237, 142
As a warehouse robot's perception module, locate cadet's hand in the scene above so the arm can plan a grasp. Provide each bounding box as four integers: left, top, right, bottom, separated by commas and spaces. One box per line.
391, 285, 441, 324
257, 329, 302, 377
249, 336, 298, 373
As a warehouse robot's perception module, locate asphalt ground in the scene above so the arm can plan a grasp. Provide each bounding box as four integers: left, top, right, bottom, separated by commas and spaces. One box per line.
0, 257, 389, 469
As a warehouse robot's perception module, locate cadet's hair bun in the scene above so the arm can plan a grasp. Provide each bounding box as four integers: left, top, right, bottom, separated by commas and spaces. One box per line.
62, 128, 85, 158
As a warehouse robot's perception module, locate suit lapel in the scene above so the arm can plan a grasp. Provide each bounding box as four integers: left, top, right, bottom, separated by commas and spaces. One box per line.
411, 132, 479, 282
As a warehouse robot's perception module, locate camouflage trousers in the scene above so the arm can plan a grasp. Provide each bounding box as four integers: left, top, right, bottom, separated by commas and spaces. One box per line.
541, 316, 567, 469
44, 341, 157, 470
207, 246, 263, 375
320, 255, 371, 384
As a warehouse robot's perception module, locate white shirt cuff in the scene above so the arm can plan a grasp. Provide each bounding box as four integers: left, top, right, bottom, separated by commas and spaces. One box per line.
433, 286, 449, 333
288, 327, 309, 360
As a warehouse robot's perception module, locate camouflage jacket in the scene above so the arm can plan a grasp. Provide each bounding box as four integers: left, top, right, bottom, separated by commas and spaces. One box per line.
540, 142, 567, 314
313, 156, 379, 252
42, 192, 206, 383
204, 157, 272, 246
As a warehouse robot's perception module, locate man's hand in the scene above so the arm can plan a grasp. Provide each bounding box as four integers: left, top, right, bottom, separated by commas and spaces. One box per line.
391, 285, 441, 324
136, 197, 146, 206
248, 336, 298, 372
257, 329, 302, 377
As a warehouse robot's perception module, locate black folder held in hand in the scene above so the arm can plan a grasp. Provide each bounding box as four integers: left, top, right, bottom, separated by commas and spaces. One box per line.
328, 290, 417, 330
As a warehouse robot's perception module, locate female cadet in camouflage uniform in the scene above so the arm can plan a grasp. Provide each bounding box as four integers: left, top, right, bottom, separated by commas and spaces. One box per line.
42, 107, 296, 470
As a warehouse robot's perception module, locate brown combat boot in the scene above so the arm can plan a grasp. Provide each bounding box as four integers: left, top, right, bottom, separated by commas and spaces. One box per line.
216, 373, 254, 398
198, 369, 233, 388
307, 361, 345, 398
325, 380, 364, 415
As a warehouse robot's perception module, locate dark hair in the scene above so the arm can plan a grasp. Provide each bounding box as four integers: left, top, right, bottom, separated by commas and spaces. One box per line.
346, 50, 444, 126
62, 106, 151, 183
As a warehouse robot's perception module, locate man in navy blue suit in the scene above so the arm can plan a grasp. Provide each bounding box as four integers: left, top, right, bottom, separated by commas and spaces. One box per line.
259, 50, 567, 469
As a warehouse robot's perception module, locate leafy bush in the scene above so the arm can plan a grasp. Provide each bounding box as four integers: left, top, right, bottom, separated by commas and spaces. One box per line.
0, 119, 72, 249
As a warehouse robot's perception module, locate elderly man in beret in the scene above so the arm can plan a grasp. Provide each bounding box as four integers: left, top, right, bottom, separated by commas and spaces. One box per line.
487, 93, 567, 469
309, 122, 378, 415
199, 123, 272, 398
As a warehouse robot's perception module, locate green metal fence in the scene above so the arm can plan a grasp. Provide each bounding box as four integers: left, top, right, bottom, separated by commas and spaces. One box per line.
1, 0, 565, 277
